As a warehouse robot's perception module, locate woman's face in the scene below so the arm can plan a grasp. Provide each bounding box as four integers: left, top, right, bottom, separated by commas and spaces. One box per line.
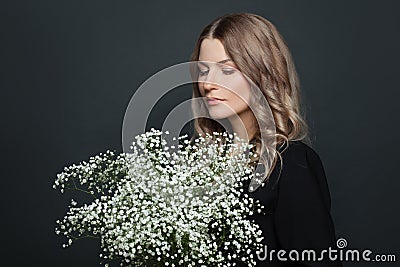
197, 38, 252, 120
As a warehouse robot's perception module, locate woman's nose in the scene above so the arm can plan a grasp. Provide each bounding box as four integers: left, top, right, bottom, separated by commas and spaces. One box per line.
203, 72, 219, 90
203, 81, 214, 90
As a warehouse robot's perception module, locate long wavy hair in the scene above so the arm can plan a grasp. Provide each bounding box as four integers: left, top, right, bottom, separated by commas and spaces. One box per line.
189, 12, 310, 186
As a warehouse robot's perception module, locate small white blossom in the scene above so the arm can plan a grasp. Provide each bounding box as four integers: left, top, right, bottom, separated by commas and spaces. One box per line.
54, 129, 264, 266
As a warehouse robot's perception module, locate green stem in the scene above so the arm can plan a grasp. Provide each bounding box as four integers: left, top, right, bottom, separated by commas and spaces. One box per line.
66, 181, 96, 199
66, 233, 100, 240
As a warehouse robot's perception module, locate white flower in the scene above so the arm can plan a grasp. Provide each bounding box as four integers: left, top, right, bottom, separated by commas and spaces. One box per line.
54, 129, 264, 266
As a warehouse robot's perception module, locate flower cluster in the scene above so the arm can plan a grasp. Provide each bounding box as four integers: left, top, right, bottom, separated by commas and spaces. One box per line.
54, 129, 265, 266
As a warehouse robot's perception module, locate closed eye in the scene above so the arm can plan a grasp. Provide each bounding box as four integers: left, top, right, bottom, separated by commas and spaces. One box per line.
222, 69, 235, 75
198, 69, 236, 76
198, 69, 209, 76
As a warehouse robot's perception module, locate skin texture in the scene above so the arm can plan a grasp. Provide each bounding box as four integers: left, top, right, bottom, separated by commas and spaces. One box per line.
198, 38, 257, 141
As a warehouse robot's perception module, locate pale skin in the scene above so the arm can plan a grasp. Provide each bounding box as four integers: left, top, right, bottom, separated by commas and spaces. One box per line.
197, 38, 258, 144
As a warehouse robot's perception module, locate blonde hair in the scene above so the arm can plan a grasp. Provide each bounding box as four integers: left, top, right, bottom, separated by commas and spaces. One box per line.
190, 12, 310, 186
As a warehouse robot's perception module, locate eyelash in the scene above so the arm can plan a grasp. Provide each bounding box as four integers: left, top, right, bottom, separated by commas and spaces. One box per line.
198, 69, 235, 76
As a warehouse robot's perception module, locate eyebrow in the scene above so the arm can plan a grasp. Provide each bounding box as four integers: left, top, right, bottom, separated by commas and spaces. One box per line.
197, 58, 232, 67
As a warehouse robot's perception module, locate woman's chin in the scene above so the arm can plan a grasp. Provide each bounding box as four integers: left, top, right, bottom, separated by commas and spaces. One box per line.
209, 112, 228, 120
208, 111, 233, 120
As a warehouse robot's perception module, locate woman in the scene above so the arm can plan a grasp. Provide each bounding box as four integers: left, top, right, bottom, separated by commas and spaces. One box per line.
190, 13, 343, 266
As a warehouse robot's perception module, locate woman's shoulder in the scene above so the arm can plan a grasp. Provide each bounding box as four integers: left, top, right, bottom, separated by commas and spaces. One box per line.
276, 140, 323, 169
278, 139, 318, 156
274, 139, 332, 211
249, 139, 332, 214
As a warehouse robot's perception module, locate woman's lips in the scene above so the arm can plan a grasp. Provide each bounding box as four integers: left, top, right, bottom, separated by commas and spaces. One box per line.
206, 97, 225, 105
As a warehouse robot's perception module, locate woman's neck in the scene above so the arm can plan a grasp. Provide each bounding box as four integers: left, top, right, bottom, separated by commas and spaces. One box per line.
227, 109, 257, 143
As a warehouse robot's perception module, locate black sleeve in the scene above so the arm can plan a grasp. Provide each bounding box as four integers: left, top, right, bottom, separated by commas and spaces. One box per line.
273, 143, 343, 267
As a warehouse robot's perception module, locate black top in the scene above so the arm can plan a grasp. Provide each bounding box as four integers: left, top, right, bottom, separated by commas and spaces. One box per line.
240, 140, 343, 267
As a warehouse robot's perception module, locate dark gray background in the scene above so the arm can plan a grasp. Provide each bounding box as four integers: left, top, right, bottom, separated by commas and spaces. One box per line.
1, 0, 399, 266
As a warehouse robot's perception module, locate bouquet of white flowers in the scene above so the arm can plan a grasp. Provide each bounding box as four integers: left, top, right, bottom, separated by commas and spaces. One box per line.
53, 129, 265, 267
